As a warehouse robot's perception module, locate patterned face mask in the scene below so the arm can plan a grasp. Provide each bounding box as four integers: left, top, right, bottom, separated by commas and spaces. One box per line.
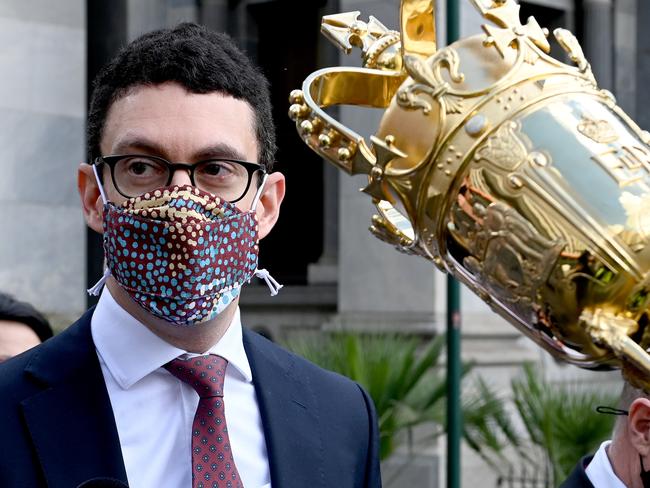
88, 167, 282, 326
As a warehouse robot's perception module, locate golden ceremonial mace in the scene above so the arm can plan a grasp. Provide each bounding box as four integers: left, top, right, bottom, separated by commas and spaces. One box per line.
289, 0, 650, 475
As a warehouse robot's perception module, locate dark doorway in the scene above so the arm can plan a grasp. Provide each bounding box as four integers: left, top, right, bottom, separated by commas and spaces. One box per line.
248, 1, 327, 284
86, 0, 128, 306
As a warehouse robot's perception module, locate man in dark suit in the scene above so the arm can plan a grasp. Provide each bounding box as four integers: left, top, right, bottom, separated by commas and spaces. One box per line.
0, 23, 381, 488
561, 382, 650, 488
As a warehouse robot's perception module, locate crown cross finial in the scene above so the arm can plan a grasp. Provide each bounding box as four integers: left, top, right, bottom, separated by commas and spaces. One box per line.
472, 0, 550, 58
361, 135, 408, 201
322, 11, 394, 55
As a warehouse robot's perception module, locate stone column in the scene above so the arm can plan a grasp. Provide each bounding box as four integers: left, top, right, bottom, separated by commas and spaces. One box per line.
307, 163, 339, 284
613, 0, 637, 117
582, 0, 614, 90
0, 0, 86, 328
635, 0, 650, 130
308, 10, 341, 286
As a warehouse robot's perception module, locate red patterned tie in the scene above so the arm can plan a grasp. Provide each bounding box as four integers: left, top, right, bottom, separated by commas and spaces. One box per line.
165, 355, 244, 488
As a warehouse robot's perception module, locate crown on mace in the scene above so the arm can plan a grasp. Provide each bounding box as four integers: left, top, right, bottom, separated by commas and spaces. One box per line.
289, 0, 602, 262
289, 0, 650, 392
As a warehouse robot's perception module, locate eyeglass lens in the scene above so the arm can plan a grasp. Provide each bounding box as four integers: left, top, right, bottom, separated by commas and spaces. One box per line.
112, 156, 254, 201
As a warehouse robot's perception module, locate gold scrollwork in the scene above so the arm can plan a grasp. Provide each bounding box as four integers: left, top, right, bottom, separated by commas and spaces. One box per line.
581, 307, 650, 377
397, 49, 465, 115
577, 116, 618, 144
554, 28, 590, 73
468, 121, 589, 256
461, 200, 565, 307
474, 120, 530, 171
369, 212, 426, 258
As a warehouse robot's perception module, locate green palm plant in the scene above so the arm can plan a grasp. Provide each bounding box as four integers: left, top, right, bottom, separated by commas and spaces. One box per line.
286, 333, 617, 483
285, 332, 518, 461
508, 363, 618, 484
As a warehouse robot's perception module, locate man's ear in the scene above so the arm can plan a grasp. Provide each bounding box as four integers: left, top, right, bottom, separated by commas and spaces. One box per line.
78, 163, 104, 234
256, 172, 285, 239
628, 398, 650, 456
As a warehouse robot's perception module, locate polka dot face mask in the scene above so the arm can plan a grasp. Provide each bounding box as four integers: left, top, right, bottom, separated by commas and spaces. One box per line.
89, 167, 282, 326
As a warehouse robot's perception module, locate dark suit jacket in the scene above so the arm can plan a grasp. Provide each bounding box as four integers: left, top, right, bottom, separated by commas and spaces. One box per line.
0, 309, 381, 487
559, 456, 594, 488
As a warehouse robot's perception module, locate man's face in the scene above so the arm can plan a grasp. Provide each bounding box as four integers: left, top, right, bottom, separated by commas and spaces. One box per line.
0, 321, 41, 362
80, 81, 284, 241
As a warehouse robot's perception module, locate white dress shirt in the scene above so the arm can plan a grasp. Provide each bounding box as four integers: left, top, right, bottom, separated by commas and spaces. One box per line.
91, 287, 271, 488
585, 440, 626, 488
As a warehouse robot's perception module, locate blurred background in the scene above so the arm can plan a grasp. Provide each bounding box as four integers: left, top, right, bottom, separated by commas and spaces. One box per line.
0, 0, 644, 486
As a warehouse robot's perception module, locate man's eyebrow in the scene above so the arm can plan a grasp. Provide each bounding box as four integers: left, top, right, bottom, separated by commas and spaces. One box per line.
111, 136, 167, 156
194, 143, 250, 162
110, 138, 251, 162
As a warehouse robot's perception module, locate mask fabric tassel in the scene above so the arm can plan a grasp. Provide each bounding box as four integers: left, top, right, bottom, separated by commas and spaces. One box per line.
254, 268, 283, 296
87, 268, 111, 296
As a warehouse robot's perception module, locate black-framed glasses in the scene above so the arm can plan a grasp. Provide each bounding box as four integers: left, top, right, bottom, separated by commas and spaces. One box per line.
94, 154, 266, 203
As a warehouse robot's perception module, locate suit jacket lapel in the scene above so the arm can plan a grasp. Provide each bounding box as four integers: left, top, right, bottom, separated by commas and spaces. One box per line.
243, 329, 326, 488
559, 455, 594, 488
21, 309, 128, 488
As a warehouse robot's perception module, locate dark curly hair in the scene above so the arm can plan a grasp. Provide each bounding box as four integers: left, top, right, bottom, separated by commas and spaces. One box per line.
87, 23, 276, 171
0, 292, 53, 343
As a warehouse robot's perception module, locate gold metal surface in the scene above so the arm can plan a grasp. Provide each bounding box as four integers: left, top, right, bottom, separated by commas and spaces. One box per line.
400, 0, 437, 60
289, 0, 650, 390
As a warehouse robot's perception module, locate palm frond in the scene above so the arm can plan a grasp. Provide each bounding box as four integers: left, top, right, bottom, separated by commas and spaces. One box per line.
285, 331, 515, 462
509, 363, 617, 484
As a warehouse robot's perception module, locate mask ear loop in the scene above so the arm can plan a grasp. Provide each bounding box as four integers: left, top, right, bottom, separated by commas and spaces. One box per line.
247, 172, 283, 296
254, 268, 283, 296
87, 162, 111, 296
87, 268, 111, 296
92, 163, 109, 205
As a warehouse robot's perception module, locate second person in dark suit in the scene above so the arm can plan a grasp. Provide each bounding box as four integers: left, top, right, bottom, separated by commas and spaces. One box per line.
561, 381, 650, 488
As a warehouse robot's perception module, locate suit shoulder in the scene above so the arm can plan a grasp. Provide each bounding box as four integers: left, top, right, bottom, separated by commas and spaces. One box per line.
0, 343, 45, 413
0, 343, 42, 389
0, 311, 94, 405
243, 328, 366, 397
558, 455, 594, 488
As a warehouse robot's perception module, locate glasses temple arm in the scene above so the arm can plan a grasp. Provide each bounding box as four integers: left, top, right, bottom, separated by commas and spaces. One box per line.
251, 173, 268, 211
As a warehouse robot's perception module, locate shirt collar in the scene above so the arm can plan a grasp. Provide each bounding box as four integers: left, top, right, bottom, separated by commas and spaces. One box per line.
91, 287, 252, 390
585, 440, 627, 488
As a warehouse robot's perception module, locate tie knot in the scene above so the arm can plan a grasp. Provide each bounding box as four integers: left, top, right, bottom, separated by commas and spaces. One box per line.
164, 354, 227, 398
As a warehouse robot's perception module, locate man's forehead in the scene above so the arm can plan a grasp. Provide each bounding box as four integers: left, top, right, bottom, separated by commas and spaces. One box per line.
106, 82, 254, 118
100, 82, 259, 159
